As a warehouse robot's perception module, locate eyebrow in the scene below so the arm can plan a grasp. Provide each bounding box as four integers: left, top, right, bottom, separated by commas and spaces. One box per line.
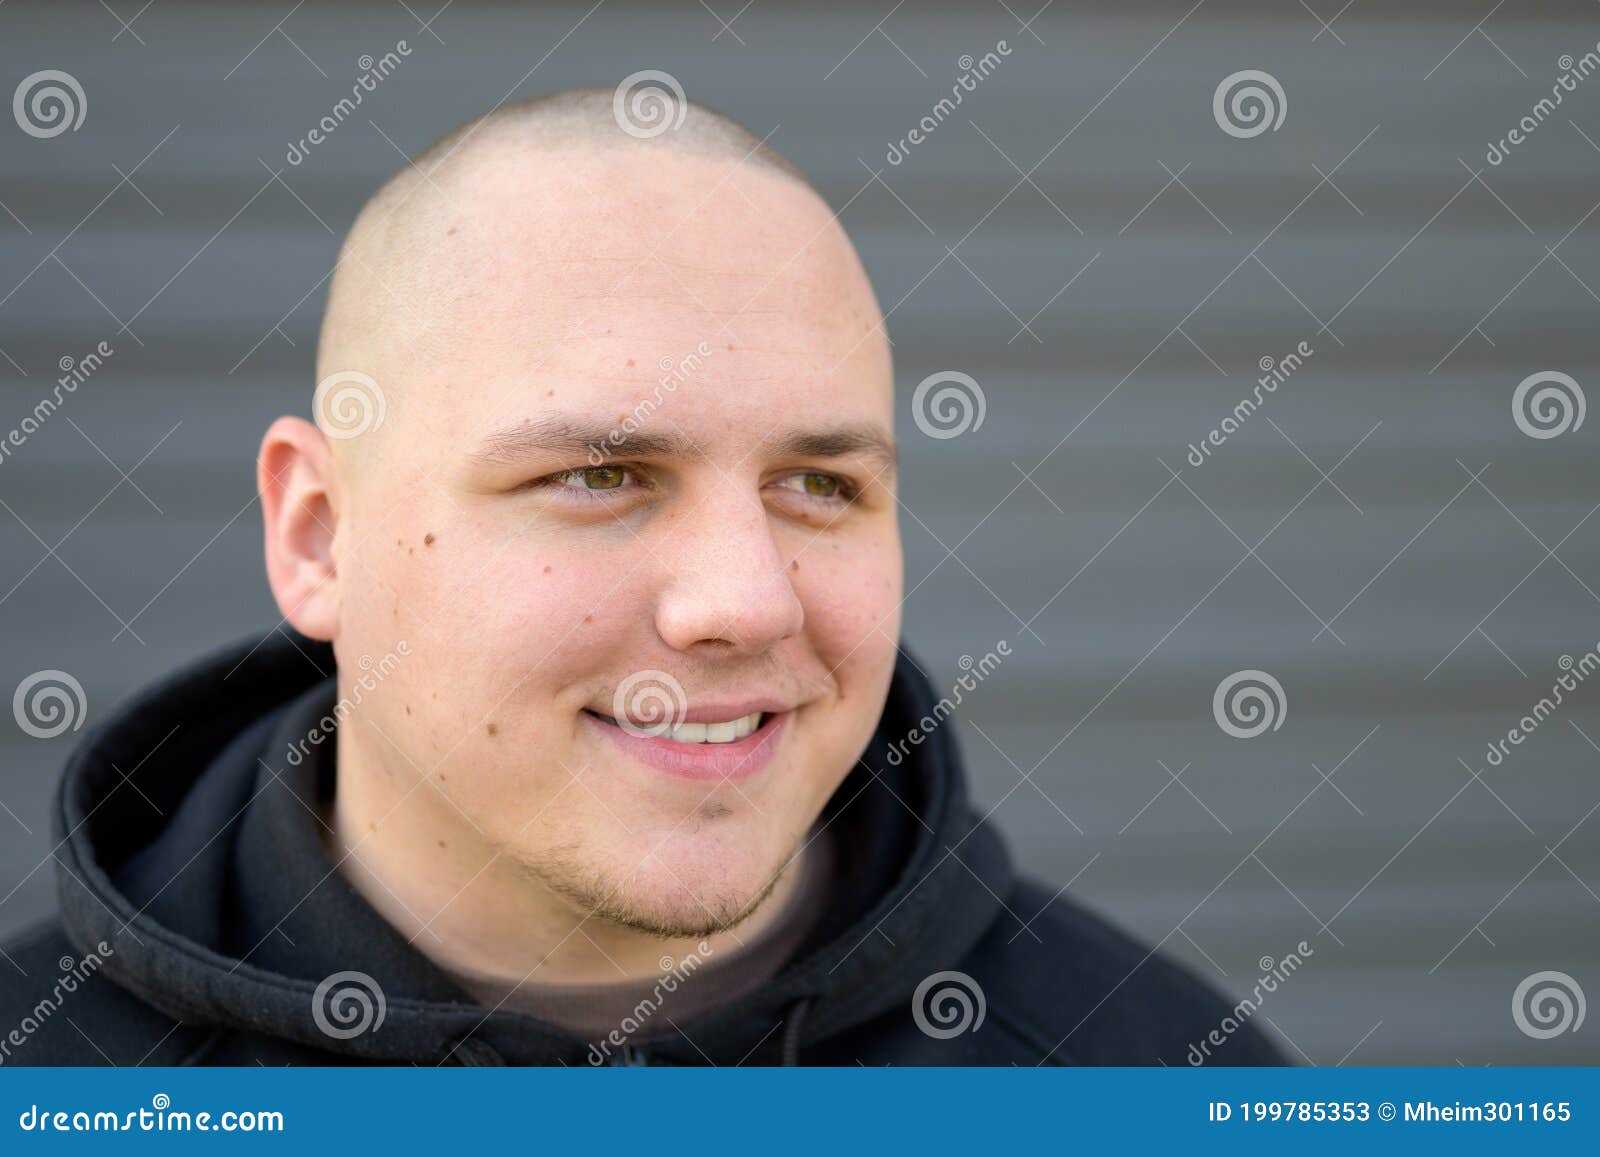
467, 415, 898, 476
768, 426, 897, 476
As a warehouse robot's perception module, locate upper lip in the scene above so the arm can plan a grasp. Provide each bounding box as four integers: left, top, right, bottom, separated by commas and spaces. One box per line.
590, 696, 795, 725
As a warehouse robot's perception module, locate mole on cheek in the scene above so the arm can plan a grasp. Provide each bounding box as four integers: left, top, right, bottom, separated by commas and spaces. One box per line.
486, 722, 498, 736
543, 565, 552, 574
791, 560, 799, 572
423, 532, 435, 547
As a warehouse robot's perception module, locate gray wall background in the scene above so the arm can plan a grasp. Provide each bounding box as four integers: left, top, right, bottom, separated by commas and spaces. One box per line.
2, 0, 1598, 1064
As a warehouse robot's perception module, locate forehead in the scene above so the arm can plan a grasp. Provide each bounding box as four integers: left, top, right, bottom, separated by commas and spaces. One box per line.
392, 147, 891, 441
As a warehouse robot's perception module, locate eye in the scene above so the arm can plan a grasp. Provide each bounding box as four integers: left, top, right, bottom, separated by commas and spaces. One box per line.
772, 471, 852, 502
532, 464, 648, 499
565, 465, 627, 491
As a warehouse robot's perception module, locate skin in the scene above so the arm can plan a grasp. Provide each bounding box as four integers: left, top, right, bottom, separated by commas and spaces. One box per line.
257, 127, 901, 988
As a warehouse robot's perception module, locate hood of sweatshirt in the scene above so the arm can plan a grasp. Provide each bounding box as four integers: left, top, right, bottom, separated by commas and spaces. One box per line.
51, 630, 1013, 1066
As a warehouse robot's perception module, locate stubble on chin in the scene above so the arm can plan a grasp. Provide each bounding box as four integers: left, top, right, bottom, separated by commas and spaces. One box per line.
503, 828, 802, 942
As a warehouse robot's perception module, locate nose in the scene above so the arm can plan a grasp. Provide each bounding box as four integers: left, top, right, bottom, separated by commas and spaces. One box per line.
652, 488, 804, 655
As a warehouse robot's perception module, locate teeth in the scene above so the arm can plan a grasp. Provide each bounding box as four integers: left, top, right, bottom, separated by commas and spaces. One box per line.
664, 712, 763, 744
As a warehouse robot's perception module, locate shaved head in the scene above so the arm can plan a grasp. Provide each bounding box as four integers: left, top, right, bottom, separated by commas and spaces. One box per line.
314, 86, 811, 428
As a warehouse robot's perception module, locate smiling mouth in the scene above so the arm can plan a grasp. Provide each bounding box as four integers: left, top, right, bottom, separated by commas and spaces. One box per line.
582, 708, 769, 745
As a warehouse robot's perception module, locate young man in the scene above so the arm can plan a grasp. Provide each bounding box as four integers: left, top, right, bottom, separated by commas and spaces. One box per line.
0, 89, 1281, 1066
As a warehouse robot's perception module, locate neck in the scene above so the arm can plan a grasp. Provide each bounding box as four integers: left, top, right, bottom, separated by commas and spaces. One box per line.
322, 730, 808, 987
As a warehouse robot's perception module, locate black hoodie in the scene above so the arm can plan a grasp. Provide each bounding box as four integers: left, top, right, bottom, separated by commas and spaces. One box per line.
0, 631, 1283, 1067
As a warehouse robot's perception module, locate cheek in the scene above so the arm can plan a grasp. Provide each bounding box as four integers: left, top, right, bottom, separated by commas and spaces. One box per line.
408, 529, 656, 688
792, 533, 903, 669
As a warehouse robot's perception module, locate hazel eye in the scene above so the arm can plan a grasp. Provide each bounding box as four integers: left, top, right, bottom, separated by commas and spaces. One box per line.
798, 472, 840, 498
568, 466, 627, 490
773, 471, 852, 502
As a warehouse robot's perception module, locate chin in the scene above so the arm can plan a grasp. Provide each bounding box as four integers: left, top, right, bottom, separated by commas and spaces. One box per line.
527, 822, 796, 939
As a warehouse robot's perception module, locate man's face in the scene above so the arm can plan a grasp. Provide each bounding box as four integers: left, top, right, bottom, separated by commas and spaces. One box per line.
328, 147, 901, 935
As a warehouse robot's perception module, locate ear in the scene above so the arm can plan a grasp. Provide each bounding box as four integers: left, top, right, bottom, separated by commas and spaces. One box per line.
258, 416, 341, 641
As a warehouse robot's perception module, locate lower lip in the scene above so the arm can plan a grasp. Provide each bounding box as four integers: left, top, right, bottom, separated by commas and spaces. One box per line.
581, 710, 787, 782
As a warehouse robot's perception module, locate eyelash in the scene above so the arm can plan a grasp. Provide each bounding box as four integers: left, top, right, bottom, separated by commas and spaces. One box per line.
530, 465, 860, 508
